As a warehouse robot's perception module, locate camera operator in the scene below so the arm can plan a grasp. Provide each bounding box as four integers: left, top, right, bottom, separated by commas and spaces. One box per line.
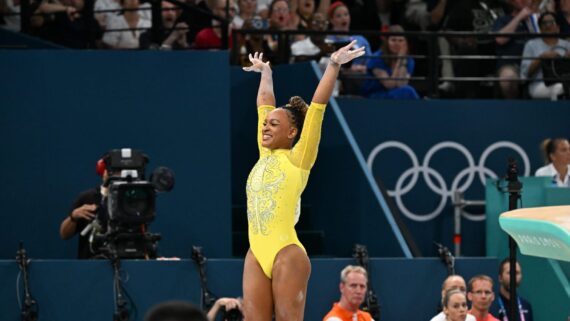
61, 148, 173, 260
59, 159, 110, 259
207, 298, 243, 321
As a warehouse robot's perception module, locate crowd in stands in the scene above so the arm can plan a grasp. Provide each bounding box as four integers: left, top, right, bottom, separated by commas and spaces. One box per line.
2, 0, 570, 99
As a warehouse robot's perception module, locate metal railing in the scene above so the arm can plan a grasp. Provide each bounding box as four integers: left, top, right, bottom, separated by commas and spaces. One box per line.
231, 29, 570, 97
3, 4, 570, 98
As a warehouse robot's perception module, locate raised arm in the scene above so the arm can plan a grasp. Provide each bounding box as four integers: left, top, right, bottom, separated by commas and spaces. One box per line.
495, 7, 532, 45
243, 52, 276, 107
312, 40, 366, 104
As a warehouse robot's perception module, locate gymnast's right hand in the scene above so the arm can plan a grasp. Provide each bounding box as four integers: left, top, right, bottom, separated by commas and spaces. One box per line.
242, 52, 271, 73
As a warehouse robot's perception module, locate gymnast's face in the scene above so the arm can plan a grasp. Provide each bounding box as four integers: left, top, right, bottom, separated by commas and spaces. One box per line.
262, 109, 297, 150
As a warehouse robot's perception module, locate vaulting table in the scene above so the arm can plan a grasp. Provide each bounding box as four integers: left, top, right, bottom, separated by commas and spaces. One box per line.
500, 205, 570, 262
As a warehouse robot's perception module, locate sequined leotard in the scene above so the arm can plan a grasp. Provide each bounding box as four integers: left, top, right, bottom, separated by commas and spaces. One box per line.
246, 102, 326, 278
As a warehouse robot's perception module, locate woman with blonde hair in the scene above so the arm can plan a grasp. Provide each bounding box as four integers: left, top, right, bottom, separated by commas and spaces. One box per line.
443, 289, 468, 321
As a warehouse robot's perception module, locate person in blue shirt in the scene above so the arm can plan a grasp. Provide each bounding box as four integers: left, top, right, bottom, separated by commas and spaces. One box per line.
361, 25, 420, 99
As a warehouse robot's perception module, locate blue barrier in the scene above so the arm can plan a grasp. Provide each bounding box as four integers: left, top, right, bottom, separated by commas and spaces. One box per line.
1, 257, 497, 321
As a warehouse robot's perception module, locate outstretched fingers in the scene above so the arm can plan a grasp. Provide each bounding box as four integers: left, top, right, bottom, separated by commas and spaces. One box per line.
341, 39, 358, 51
248, 52, 264, 64
349, 46, 366, 59
243, 52, 270, 72
331, 41, 367, 65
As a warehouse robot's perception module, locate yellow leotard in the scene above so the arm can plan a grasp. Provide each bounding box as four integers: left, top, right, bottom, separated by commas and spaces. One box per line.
246, 102, 326, 279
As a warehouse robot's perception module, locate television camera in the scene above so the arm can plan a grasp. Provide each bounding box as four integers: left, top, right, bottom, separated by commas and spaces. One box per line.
82, 148, 174, 259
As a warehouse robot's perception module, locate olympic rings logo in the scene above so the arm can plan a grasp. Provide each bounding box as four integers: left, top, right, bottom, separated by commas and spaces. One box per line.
366, 141, 530, 222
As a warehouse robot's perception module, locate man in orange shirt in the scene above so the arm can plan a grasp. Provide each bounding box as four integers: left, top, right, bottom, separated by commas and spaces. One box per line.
323, 265, 374, 321
467, 275, 500, 321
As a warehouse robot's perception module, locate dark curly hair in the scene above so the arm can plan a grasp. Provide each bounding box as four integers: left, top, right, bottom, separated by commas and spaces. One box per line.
279, 96, 308, 144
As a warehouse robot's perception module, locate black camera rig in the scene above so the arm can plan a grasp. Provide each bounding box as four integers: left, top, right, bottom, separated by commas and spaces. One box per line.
83, 148, 174, 259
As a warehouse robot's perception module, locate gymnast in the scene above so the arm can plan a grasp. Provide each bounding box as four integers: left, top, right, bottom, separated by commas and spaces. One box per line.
241, 41, 365, 321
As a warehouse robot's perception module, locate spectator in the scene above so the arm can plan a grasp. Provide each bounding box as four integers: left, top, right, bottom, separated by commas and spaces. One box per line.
430, 275, 476, 321
94, 0, 120, 29
0, 0, 66, 31
233, 0, 257, 29
443, 289, 469, 321
467, 275, 499, 321
441, 0, 502, 98
94, 0, 149, 30
145, 301, 209, 321
0, 0, 26, 31
102, 0, 151, 48
194, 0, 236, 49
139, 1, 190, 49
207, 298, 243, 321
492, 0, 537, 98
490, 259, 534, 321
178, 0, 213, 44
361, 25, 420, 99
535, 137, 570, 186
521, 11, 570, 100
268, 0, 292, 30
37, 0, 103, 49
289, 0, 330, 31
262, 0, 294, 63
404, 0, 457, 95
290, 12, 335, 62
322, 265, 374, 321
326, 1, 371, 73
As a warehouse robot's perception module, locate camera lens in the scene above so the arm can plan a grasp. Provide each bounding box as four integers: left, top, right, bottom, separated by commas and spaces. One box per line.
122, 186, 150, 215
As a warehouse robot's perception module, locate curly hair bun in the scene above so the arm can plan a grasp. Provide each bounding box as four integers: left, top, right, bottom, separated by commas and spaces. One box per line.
288, 96, 308, 115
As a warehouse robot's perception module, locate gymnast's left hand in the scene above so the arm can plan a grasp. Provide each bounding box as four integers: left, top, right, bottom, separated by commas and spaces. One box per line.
242, 52, 271, 73
330, 40, 366, 66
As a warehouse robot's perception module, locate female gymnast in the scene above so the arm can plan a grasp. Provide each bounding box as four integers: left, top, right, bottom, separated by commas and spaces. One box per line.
241, 41, 365, 321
